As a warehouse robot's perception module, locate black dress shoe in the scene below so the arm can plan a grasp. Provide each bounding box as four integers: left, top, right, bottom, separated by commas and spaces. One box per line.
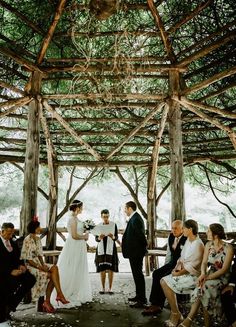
129, 301, 146, 309
128, 296, 138, 302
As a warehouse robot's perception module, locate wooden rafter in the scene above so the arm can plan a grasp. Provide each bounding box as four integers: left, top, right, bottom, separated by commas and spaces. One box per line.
178, 97, 236, 119
42, 64, 186, 73
199, 82, 236, 101
105, 102, 165, 160
0, 46, 41, 72
43, 93, 167, 101
43, 99, 102, 161
0, 80, 24, 95
183, 66, 236, 95
147, 0, 176, 62
0, 96, 32, 110
178, 100, 236, 150
179, 30, 236, 66
37, 0, 67, 65
168, 0, 214, 35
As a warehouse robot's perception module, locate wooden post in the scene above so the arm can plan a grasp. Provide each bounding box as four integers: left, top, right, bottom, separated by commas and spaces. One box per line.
147, 166, 157, 271
20, 71, 42, 236
46, 164, 58, 252
168, 71, 186, 221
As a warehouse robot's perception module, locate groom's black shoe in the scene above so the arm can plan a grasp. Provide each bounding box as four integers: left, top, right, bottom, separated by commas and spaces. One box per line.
128, 296, 138, 302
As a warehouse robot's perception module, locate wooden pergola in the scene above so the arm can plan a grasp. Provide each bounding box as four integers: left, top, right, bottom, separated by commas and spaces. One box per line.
0, 0, 235, 249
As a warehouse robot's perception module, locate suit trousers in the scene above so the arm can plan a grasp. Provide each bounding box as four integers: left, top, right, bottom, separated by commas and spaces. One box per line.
129, 255, 146, 303
0, 271, 36, 323
149, 262, 173, 307
221, 289, 236, 325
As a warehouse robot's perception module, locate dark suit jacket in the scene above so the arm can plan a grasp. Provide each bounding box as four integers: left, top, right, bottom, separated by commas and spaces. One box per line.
167, 233, 187, 268
122, 212, 147, 258
0, 237, 22, 282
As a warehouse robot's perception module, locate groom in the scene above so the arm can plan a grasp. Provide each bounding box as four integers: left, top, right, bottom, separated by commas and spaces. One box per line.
122, 201, 147, 308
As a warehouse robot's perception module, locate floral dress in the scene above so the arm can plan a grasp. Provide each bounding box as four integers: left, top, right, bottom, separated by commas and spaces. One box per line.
20, 234, 52, 301
191, 242, 231, 317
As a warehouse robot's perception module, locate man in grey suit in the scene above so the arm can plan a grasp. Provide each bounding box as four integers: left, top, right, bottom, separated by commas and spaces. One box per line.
122, 201, 147, 308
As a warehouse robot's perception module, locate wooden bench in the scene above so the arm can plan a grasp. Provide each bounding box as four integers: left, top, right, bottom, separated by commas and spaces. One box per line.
145, 248, 167, 276
43, 250, 61, 264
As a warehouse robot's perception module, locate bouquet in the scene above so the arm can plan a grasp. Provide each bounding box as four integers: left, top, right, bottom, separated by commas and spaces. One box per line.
83, 219, 96, 231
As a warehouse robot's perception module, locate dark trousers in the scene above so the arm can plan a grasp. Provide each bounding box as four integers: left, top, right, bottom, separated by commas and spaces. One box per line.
149, 262, 173, 307
129, 256, 146, 303
221, 290, 236, 325
0, 271, 36, 323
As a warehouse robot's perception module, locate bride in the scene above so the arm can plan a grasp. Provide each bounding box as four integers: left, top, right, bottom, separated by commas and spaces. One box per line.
52, 200, 92, 307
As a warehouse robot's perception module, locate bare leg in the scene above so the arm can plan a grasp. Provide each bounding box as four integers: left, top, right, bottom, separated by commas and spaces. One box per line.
108, 270, 114, 291
45, 279, 54, 303
49, 266, 63, 296
161, 279, 182, 325
180, 299, 201, 326
100, 271, 106, 292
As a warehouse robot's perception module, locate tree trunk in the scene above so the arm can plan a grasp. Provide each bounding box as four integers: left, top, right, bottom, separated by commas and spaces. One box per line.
168, 71, 186, 221
20, 72, 42, 236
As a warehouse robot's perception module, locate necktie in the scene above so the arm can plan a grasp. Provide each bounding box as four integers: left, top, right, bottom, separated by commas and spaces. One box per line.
5, 240, 13, 252
172, 237, 179, 250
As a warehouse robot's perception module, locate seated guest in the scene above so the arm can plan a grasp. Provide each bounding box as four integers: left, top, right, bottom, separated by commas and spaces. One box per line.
160, 219, 204, 327
142, 220, 187, 316
221, 252, 236, 327
179, 223, 234, 327
20, 219, 69, 313
0, 222, 36, 327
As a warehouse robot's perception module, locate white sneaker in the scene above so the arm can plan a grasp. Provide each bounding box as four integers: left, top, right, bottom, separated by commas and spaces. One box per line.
0, 321, 11, 327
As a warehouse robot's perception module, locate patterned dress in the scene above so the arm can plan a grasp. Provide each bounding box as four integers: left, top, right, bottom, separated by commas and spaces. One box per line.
162, 237, 204, 294
20, 234, 52, 301
191, 242, 231, 317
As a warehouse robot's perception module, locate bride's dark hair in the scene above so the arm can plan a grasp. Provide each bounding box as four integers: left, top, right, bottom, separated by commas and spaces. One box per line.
69, 200, 83, 212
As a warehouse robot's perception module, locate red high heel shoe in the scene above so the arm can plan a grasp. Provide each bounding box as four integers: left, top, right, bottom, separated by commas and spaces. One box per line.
42, 301, 55, 313
56, 294, 70, 305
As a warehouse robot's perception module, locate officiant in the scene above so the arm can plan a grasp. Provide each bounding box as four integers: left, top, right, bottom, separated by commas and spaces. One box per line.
94, 209, 119, 294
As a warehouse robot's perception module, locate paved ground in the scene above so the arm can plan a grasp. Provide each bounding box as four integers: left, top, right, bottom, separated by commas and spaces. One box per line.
10, 273, 226, 327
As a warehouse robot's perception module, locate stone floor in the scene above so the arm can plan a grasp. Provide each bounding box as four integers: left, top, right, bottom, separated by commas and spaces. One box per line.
9, 273, 227, 327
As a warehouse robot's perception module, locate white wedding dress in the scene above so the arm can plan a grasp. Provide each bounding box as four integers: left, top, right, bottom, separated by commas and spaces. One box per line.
51, 214, 92, 307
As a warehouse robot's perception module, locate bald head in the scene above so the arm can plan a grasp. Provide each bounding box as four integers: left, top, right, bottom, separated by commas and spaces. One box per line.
171, 220, 183, 237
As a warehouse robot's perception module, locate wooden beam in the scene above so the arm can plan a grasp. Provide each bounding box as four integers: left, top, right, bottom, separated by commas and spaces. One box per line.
1, 153, 236, 167
0, 46, 41, 72
42, 63, 186, 73
168, 0, 213, 35
0, 80, 25, 95
43, 99, 102, 161
148, 104, 169, 199
0, 96, 32, 112
147, 0, 176, 62
179, 30, 236, 66
177, 100, 236, 150
37, 0, 67, 64
183, 66, 236, 95
105, 102, 165, 160
198, 81, 236, 101
46, 56, 168, 63
178, 97, 236, 119
43, 93, 167, 101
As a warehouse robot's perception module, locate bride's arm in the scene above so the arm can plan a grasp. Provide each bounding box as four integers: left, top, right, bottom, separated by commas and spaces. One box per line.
71, 219, 88, 240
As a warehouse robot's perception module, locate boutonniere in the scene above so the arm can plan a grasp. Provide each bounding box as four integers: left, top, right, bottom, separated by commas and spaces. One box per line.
180, 245, 184, 250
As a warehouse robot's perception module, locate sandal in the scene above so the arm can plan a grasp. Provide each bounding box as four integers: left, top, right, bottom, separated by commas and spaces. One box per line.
178, 316, 193, 327
165, 312, 184, 327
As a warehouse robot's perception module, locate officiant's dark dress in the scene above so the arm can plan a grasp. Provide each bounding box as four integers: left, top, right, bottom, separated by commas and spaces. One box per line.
95, 223, 119, 272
